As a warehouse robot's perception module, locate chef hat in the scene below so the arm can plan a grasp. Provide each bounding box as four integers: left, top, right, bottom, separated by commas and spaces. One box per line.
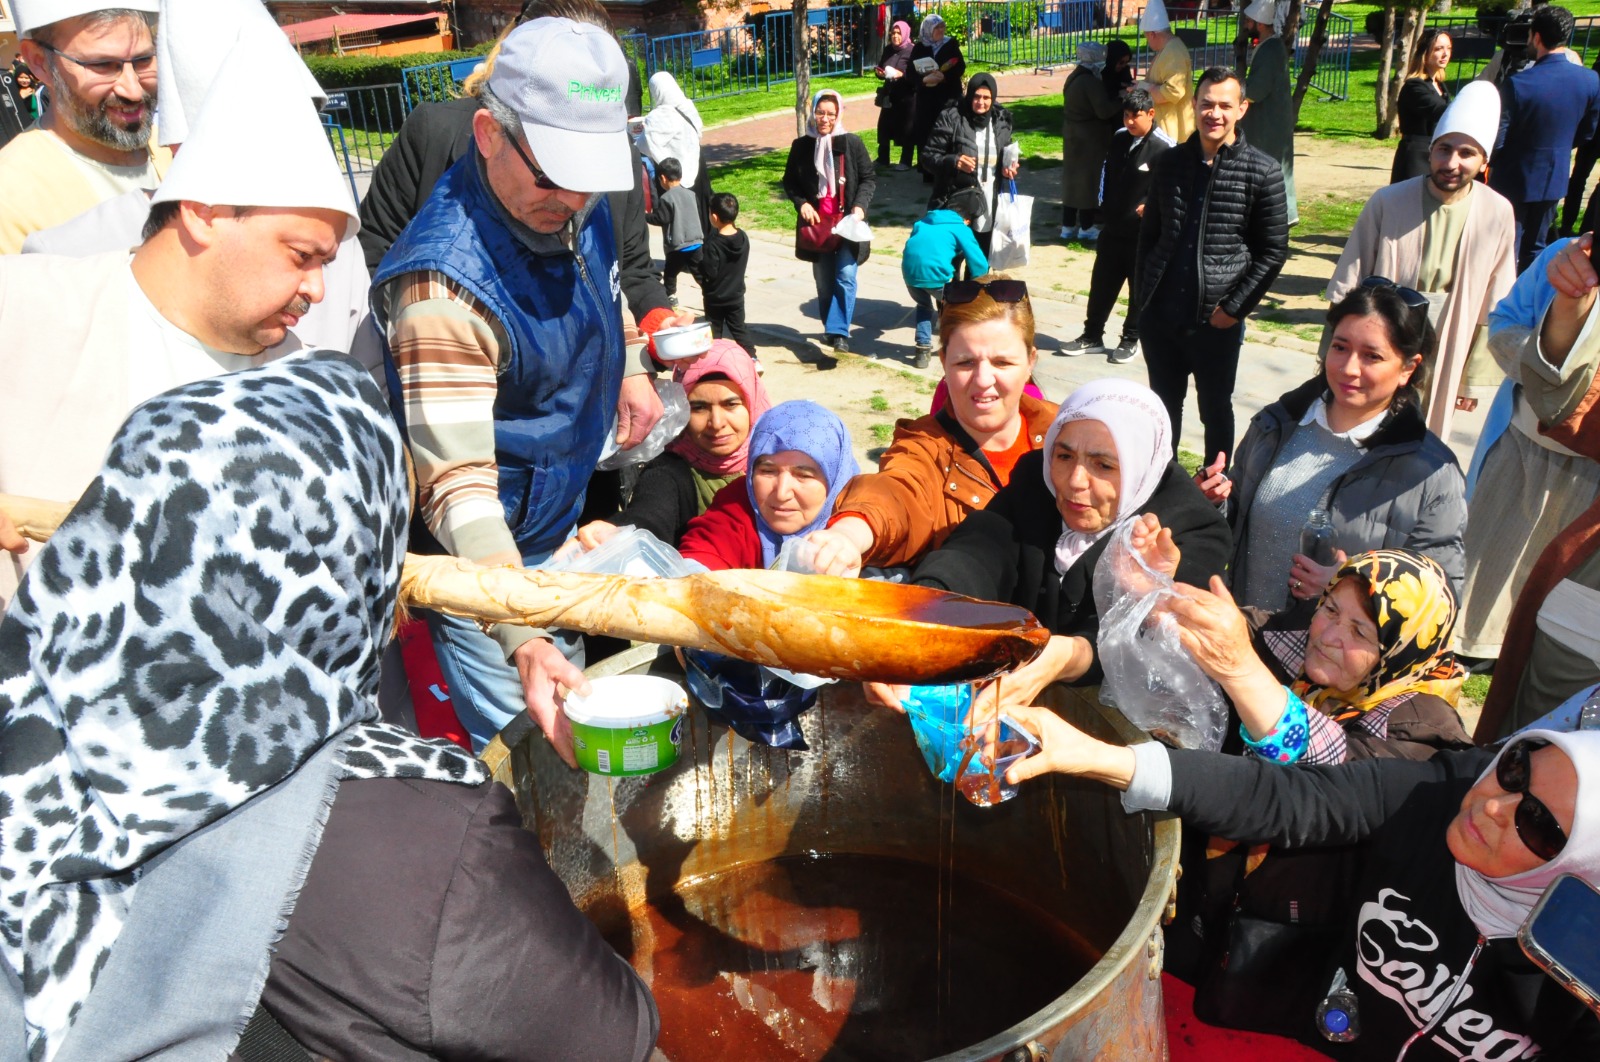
157, 0, 326, 147
12, 0, 158, 40
152, 38, 358, 234
1432, 80, 1501, 159
1140, 0, 1170, 32
1244, 0, 1277, 26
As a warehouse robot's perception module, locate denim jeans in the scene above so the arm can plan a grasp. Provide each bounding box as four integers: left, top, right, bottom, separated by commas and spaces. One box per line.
420, 537, 584, 752
907, 284, 942, 347
811, 247, 858, 337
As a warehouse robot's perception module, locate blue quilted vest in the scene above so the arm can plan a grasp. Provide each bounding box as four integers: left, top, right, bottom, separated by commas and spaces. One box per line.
374, 153, 624, 558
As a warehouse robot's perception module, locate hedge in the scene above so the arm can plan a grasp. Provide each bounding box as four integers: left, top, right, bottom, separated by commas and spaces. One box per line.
303, 44, 492, 90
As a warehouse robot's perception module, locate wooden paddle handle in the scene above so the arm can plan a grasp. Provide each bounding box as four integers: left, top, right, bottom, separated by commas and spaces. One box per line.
0, 494, 72, 543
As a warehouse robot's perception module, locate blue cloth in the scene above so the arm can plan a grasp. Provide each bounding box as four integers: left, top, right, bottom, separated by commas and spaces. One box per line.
1240, 688, 1311, 764
1491, 53, 1600, 204
908, 284, 942, 346
374, 153, 626, 559
745, 400, 861, 566
1467, 379, 1517, 499
811, 248, 859, 336
1515, 681, 1600, 735
901, 208, 990, 289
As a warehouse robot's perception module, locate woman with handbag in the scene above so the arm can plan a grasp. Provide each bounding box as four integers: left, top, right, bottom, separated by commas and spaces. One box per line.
782, 89, 876, 354
925, 73, 1019, 262
874, 20, 917, 170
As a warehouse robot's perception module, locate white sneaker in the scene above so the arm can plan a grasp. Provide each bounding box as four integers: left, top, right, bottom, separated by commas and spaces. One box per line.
1059, 225, 1078, 241
1078, 225, 1102, 242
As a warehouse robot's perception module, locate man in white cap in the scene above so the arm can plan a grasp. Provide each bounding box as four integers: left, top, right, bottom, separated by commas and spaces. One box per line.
372, 16, 658, 760
1327, 80, 1516, 446
0, 0, 167, 253
1238, 0, 1296, 226
1138, 0, 1194, 143
18, 0, 372, 358
0, 39, 357, 608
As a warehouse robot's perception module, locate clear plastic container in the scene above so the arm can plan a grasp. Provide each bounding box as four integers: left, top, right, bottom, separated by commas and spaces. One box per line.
899, 684, 1038, 806
549, 525, 693, 580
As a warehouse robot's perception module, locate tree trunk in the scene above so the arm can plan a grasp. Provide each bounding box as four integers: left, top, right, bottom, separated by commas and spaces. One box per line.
1290, 0, 1338, 121
793, 0, 811, 138
1282, 0, 1305, 42
1374, 4, 1397, 135
1379, 9, 1429, 137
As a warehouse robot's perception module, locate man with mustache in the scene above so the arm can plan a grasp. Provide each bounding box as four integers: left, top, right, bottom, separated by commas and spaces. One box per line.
0, 0, 169, 253
0, 40, 357, 609
1327, 82, 1517, 444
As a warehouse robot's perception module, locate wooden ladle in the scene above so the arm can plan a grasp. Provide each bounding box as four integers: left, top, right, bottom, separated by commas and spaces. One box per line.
2, 493, 1048, 684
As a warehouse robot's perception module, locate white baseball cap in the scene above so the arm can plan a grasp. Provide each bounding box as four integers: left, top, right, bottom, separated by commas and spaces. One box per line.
12, 0, 158, 39
486, 17, 633, 194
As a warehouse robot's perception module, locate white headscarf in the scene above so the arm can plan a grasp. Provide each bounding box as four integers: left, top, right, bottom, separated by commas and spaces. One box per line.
1041, 378, 1173, 574
808, 89, 848, 201
1454, 728, 1600, 938
640, 70, 705, 186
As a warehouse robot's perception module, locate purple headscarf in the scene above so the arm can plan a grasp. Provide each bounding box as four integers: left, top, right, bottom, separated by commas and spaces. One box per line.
745, 400, 861, 566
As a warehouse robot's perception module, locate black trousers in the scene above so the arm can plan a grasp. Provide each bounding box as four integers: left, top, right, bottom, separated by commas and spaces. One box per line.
1141, 308, 1245, 466
1083, 230, 1140, 343
706, 298, 753, 354
663, 246, 703, 299
1565, 136, 1600, 235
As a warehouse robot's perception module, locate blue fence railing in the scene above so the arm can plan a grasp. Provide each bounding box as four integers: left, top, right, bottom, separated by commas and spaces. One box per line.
1295, 11, 1353, 103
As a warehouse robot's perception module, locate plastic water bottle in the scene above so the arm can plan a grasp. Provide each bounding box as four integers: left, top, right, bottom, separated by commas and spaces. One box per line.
1300, 508, 1337, 567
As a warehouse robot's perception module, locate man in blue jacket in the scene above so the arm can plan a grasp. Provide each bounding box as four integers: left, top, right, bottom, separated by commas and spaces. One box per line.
1490, 5, 1600, 270
373, 18, 657, 756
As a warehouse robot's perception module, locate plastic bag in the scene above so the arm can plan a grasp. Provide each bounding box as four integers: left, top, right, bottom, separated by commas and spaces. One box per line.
988, 179, 1033, 272
596, 377, 689, 471
833, 214, 872, 244
764, 538, 841, 689
1092, 523, 1228, 750
682, 648, 818, 750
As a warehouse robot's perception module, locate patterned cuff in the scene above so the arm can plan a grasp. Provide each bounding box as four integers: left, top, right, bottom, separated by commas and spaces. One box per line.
1240, 688, 1310, 765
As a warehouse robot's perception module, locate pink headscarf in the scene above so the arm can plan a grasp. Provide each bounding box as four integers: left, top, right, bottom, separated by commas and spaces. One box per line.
669, 339, 773, 476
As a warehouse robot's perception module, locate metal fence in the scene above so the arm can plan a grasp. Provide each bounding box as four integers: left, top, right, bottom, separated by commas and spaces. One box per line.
320, 83, 406, 192
400, 55, 488, 111
1295, 11, 1353, 103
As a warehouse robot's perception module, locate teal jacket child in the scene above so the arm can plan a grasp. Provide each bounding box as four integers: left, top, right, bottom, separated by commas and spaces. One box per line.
901, 209, 990, 290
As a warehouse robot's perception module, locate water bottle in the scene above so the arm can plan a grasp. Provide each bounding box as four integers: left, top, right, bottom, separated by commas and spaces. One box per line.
1300, 509, 1337, 567
1315, 968, 1361, 1043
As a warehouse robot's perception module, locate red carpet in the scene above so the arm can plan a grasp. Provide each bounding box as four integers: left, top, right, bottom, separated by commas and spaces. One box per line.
1164, 973, 1328, 1060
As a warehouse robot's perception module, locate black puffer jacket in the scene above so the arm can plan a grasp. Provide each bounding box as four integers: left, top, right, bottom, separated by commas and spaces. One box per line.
1136, 131, 1289, 320
924, 95, 1016, 220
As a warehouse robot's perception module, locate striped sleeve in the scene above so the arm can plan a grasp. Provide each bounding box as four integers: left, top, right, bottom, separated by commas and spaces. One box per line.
383, 271, 517, 566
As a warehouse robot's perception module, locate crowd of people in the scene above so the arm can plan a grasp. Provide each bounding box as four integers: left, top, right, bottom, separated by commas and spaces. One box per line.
2, 0, 1600, 1059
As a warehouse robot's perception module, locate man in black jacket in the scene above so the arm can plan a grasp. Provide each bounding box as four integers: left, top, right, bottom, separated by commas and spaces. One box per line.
1062, 88, 1174, 364
1137, 66, 1288, 466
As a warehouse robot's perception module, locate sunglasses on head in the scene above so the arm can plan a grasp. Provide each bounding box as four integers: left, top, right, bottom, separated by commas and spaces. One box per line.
943, 279, 1029, 305
1497, 739, 1569, 862
504, 132, 563, 191
1359, 275, 1429, 314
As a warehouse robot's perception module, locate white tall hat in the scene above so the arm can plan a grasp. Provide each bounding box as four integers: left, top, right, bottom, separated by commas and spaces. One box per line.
1432, 80, 1502, 159
1140, 0, 1171, 32
157, 0, 326, 147
152, 38, 358, 234
12, 0, 159, 39
1244, 0, 1277, 26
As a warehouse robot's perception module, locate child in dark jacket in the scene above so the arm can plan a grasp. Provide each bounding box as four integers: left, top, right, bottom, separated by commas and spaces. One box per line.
901, 187, 990, 367
647, 156, 705, 302
1061, 88, 1174, 364
699, 192, 753, 357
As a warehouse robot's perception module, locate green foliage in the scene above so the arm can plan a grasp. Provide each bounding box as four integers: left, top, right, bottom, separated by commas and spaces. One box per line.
302, 45, 491, 91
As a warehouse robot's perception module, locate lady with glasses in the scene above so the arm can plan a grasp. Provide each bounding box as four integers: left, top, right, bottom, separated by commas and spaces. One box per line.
1198, 280, 1467, 613
999, 710, 1600, 1059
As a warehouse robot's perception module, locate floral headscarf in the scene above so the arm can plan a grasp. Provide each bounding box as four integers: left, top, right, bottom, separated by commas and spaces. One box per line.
1294, 549, 1466, 717
668, 339, 772, 477
745, 400, 861, 566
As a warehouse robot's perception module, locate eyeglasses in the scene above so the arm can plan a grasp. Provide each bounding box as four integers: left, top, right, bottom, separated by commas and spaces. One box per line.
36, 42, 156, 81
503, 131, 563, 191
1496, 739, 1569, 862
943, 279, 1029, 305
1359, 275, 1430, 314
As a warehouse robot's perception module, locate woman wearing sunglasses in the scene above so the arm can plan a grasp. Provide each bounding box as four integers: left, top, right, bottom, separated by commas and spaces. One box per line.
887, 376, 1230, 714
1199, 280, 1467, 613
811, 278, 1055, 578
1000, 709, 1600, 1059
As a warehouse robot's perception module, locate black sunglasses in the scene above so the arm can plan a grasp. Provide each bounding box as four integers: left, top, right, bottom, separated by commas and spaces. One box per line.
1497, 739, 1569, 862
503, 131, 563, 191
943, 279, 1029, 305
1360, 275, 1429, 314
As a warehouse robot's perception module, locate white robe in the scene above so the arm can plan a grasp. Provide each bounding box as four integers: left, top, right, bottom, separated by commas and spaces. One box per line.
0, 251, 283, 607
637, 73, 705, 188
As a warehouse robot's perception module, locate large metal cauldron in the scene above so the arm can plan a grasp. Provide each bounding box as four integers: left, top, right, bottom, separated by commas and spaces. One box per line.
484, 645, 1178, 1061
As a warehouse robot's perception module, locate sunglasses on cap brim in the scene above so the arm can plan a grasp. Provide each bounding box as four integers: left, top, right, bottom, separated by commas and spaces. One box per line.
942, 279, 1029, 305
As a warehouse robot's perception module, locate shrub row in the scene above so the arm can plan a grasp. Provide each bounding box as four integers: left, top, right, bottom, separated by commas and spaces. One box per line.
302, 44, 492, 90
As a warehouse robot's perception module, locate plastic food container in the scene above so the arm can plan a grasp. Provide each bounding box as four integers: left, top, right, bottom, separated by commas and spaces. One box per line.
565, 675, 689, 777
901, 685, 1038, 806
652, 321, 713, 360
551, 525, 693, 579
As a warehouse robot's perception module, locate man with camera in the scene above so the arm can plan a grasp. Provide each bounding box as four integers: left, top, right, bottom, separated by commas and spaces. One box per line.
1488, 5, 1600, 269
